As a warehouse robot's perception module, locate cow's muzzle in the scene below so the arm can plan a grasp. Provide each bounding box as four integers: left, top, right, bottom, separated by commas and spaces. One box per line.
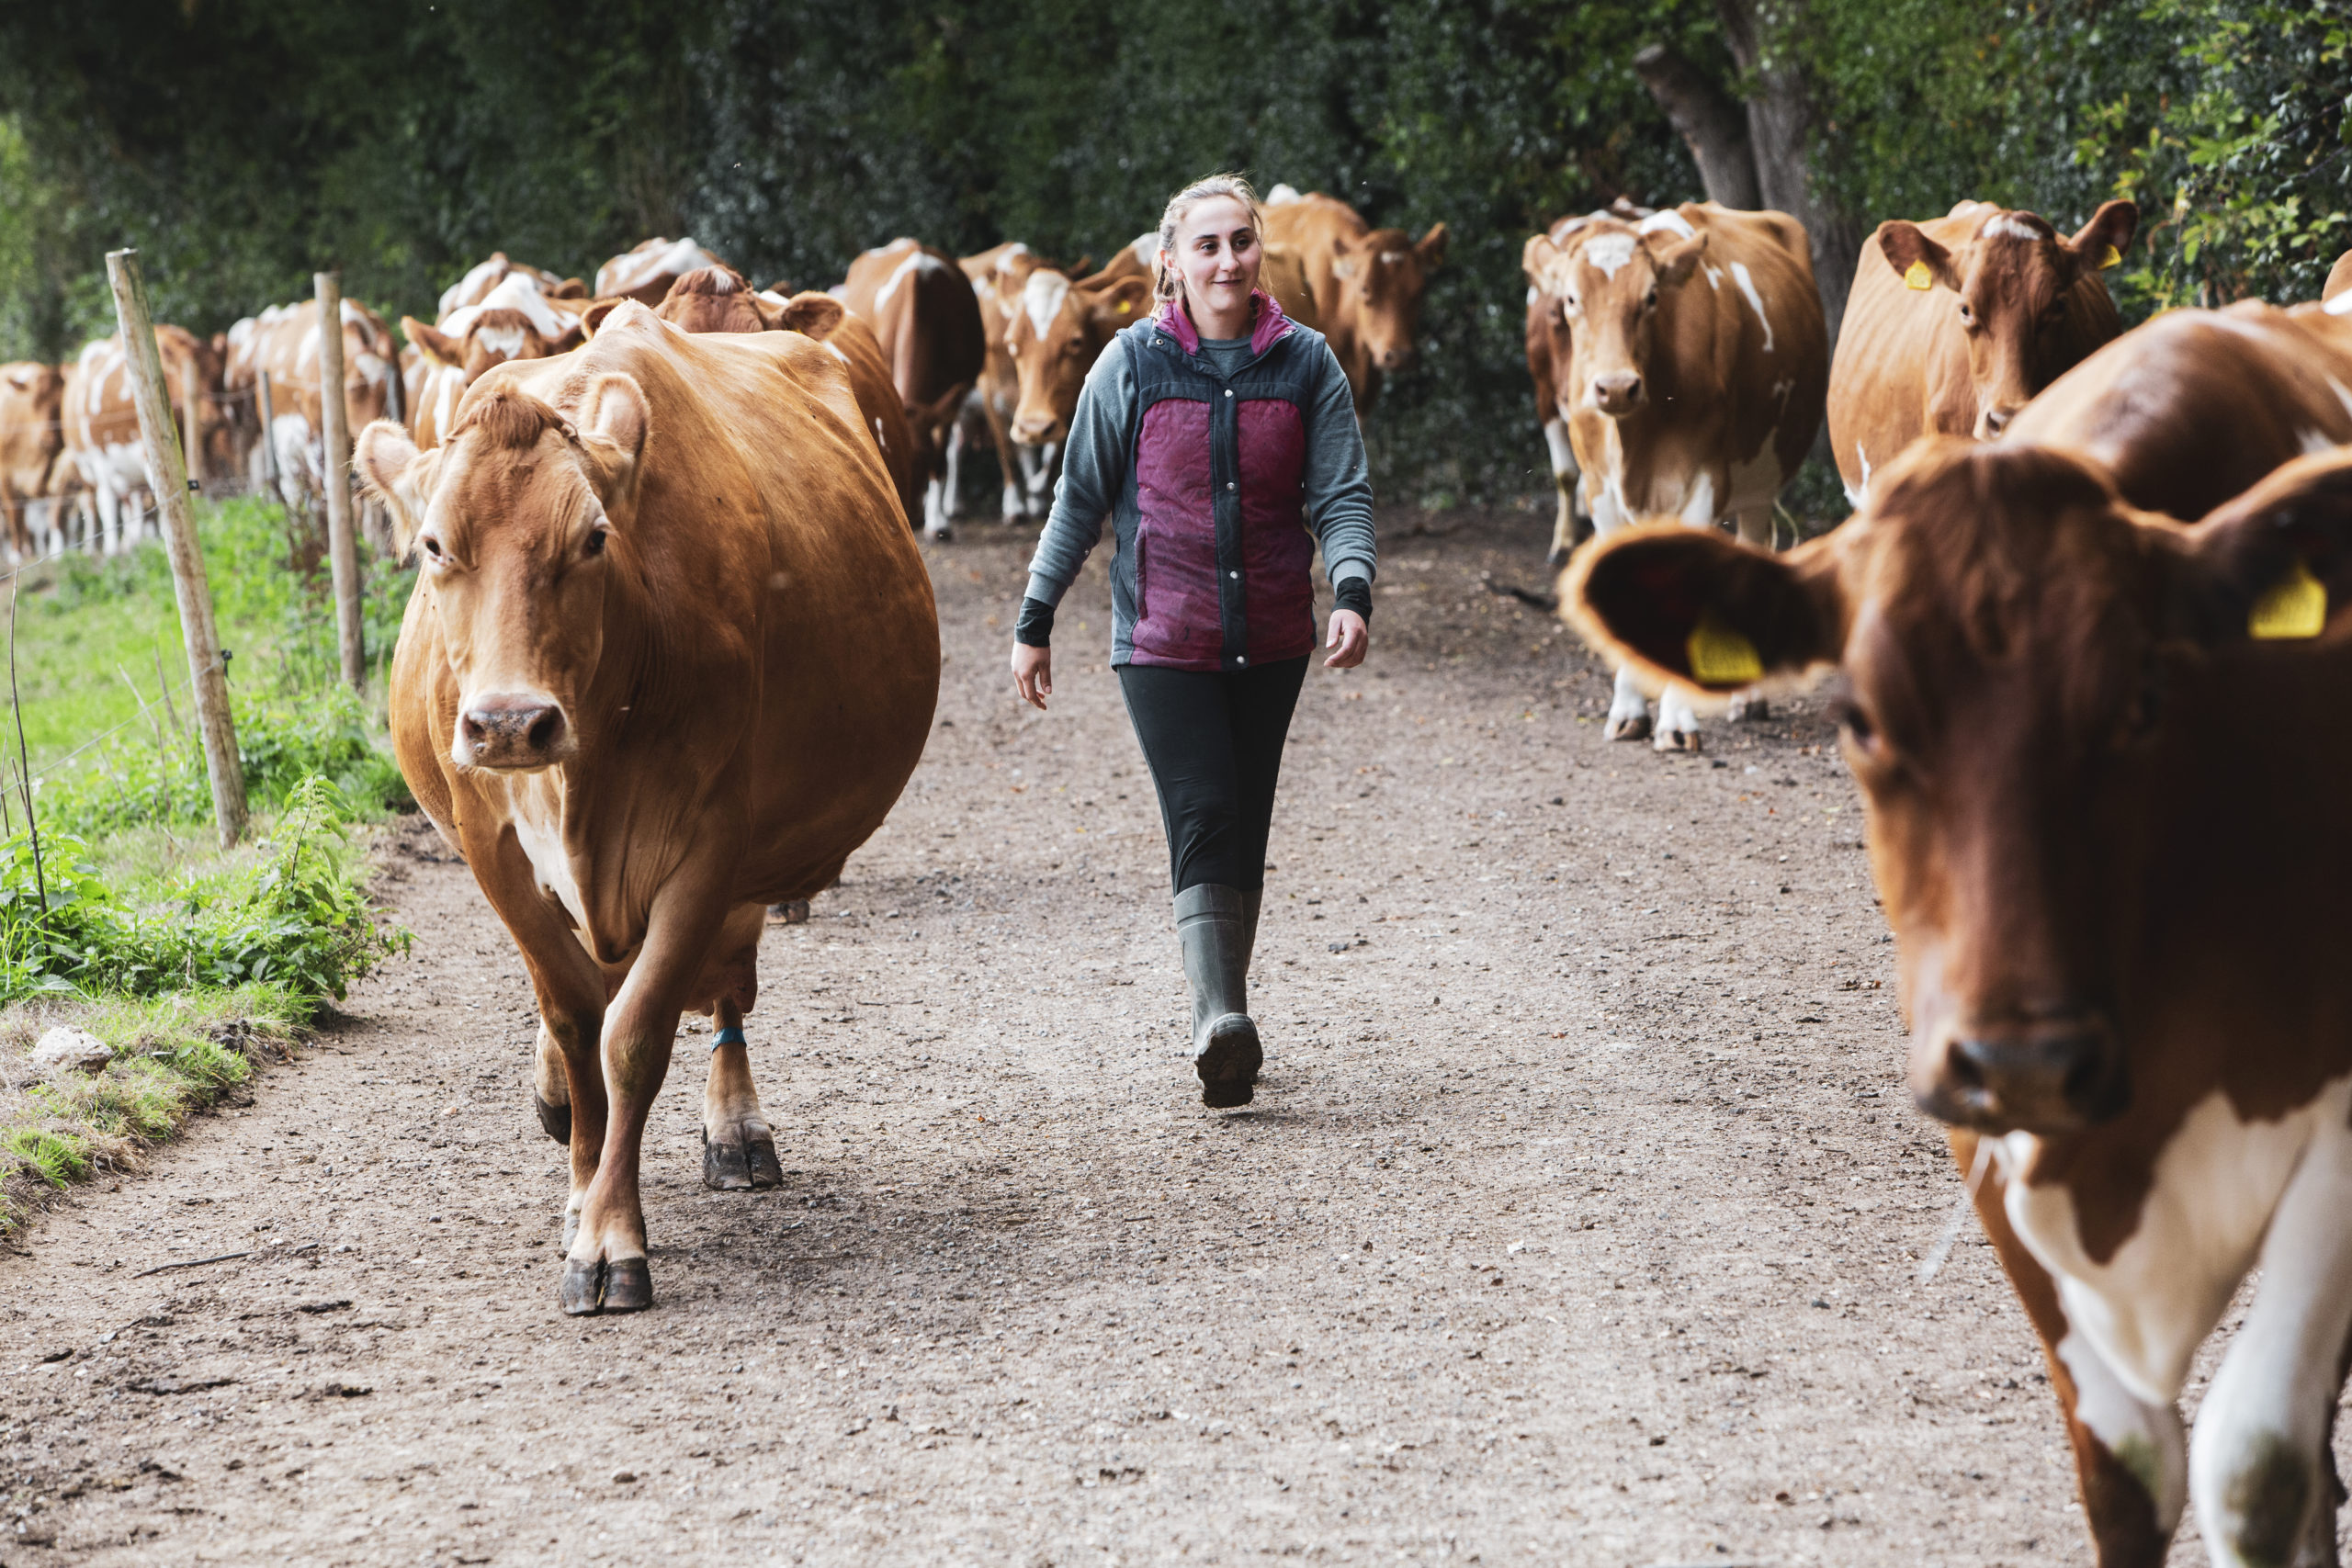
455, 693, 574, 771
1590, 372, 1645, 417
1010, 412, 1061, 448
1919, 1008, 2127, 1134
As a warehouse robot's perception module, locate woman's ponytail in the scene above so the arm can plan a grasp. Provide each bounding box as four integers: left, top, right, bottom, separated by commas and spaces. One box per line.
1153, 173, 1267, 302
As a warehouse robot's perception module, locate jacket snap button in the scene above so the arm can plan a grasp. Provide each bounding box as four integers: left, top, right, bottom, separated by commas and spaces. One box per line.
1224, 389, 1233, 397
1236, 656, 1248, 666
1227, 481, 1236, 491
1228, 570, 1238, 580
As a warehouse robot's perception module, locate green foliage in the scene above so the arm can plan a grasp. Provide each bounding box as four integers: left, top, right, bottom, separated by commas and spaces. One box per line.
0, 777, 407, 1008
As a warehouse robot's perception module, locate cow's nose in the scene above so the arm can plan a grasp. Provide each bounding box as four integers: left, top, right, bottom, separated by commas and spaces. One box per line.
1010, 414, 1056, 446
1931, 1013, 2125, 1133
458, 695, 571, 769
1979, 405, 2018, 437
1591, 372, 1644, 415
1375, 345, 1409, 372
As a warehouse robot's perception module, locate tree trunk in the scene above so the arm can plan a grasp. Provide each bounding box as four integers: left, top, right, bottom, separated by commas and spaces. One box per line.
1715, 0, 1861, 351
1633, 44, 1762, 212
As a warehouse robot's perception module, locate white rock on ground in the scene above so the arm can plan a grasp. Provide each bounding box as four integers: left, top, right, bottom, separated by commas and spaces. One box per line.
29, 1026, 113, 1076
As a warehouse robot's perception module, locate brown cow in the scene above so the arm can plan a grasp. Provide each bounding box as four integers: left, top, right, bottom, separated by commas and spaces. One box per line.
62, 327, 235, 554
401, 274, 588, 452
0, 363, 64, 559
1261, 185, 1447, 415
593, 238, 729, 308
436, 252, 585, 322
1004, 265, 1154, 454
223, 298, 401, 518
2008, 299, 2352, 523
650, 265, 922, 527
355, 301, 939, 1315
1524, 202, 1657, 566
1523, 200, 1827, 749
1828, 198, 2137, 504
1566, 436, 2352, 1568
833, 238, 987, 540
953, 242, 1059, 523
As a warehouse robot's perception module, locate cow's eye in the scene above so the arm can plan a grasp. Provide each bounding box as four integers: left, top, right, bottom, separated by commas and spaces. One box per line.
1833, 695, 1885, 758
1958, 302, 1977, 327
419, 535, 445, 562
583, 527, 608, 558
1644, 288, 1658, 310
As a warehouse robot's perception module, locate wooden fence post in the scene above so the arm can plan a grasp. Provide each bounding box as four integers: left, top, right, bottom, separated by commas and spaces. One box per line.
256, 373, 278, 487
313, 271, 365, 691
104, 249, 248, 848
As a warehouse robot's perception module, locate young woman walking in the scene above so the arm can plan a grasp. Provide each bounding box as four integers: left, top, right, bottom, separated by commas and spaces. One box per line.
1009, 173, 1375, 1108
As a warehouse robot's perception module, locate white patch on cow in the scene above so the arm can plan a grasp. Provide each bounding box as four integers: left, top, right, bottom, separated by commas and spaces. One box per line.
434, 369, 461, 444
473, 325, 528, 363
823, 343, 852, 369
922, 475, 947, 539
2298, 427, 2338, 457
437, 255, 509, 322
1980, 213, 2053, 243
1729, 262, 1775, 354
1541, 417, 1576, 481
1266, 184, 1302, 206
508, 788, 587, 929
2183, 1100, 2352, 1562
874, 417, 888, 453
2056, 1329, 2188, 1529
1702, 264, 1724, 292
757, 289, 787, 310
1677, 471, 1717, 528
2326, 289, 2352, 317
994, 243, 1031, 274
1023, 271, 1073, 340
1379, 251, 1404, 265
597, 237, 720, 299
463, 274, 568, 340
2325, 375, 2352, 426
1526, 285, 1540, 307
1131, 233, 1160, 269
1854, 443, 1874, 507
1636, 209, 1696, 241
1582, 234, 1637, 279
876, 252, 926, 316
2000, 1074, 2352, 1411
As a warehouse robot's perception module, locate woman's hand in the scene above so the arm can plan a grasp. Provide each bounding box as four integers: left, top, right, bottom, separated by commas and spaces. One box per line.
1324, 609, 1368, 669
1012, 641, 1054, 710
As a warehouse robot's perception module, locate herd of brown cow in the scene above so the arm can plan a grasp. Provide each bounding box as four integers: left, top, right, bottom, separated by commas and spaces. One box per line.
8, 179, 2352, 1563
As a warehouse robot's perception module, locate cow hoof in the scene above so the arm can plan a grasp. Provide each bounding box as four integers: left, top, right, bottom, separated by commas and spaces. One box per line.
767, 899, 810, 924
1195, 1016, 1261, 1110
701, 1129, 785, 1191
1545, 547, 1570, 570
928, 524, 956, 545
533, 1090, 571, 1145
1728, 695, 1769, 722
1656, 728, 1702, 753
1605, 713, 1653, 742
560, 1256, 654, 1316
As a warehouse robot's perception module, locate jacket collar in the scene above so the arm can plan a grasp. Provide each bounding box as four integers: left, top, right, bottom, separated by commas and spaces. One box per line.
1154, 289, 1295, 359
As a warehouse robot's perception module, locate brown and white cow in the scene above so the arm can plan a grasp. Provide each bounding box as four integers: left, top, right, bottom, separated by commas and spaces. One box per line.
648, 265, 922, 527
1524, 202, 1658, 566
1524, 200, 1827, 749
356, 300, 939, 1316
62, 326, 234, 554
401, 274, 588, 451
223, 298, 401, 519
1568, 435, 2352, 1568
1829, 198, 2138, 504
1003, 264, 1153, 459
435, 252, 586, 322
833, 238, 987, 540
0, 363, 64, 559
1261, 185, 1446, 415
2008, 299, 2352, 522
953, 242, 1061, 523
594, 238, 728, 308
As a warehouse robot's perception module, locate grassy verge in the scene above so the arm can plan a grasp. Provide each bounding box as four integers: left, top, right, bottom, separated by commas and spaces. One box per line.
0, 497, 419, 1234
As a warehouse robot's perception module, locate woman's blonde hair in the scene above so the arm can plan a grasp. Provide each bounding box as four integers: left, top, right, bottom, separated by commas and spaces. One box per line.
1153, 173, 1266, 302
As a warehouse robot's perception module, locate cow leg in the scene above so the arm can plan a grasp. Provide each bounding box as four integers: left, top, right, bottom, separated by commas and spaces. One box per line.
95, 481, 121, 557
562, 868, 732, 1315
698, 905, 780, 1191
1544, 418, 1583, 567
943, 412, 970, 524
1962, 1131, 2183, 1566
2186, 1111, 2352, 1568
1023, 442, 1058, 520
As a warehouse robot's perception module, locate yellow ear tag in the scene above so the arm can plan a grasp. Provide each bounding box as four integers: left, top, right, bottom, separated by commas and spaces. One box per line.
2098, 244, 2122, 270
1687, 609, 1764, 685
2250, 559, 2327, 639
1116, 300, 1132, 313
1904, 260, 1934, 291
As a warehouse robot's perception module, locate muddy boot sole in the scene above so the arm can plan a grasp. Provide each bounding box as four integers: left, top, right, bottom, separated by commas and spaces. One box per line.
1195, 1015, 1261, 1109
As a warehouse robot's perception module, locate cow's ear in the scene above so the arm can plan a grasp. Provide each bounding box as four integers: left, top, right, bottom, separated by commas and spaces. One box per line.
1089, 277, 1151, 328
355, 419, 435, 557
1876, 221, 1959, 292
580, 300, 622, 339
403, 317, 462, 369
573, 373, 649, 507
548, 276, 589, 299
548, 321, 585, 355
1415, 222, 1449, 271
1521, 232, 1563, 286
2066, 199, 2139, 276
1651, 232, 1708, 288
775, 292, 846, 339
1563, 524, 1847, 697
2177, 447, 2352, 645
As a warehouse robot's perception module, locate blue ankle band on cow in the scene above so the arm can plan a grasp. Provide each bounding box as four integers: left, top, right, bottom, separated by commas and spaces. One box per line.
713, 1025, 747, 1050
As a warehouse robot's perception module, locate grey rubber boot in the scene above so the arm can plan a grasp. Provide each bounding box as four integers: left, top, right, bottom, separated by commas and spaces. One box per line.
1175, 884, 1261, 1108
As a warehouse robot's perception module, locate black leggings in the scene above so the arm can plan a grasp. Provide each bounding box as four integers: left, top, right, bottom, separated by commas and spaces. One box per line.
1117, 656, 1309, 895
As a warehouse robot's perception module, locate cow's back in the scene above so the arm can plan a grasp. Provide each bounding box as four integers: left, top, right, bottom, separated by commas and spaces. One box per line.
2010, 303, 2352, 520
399, 312, 937, 907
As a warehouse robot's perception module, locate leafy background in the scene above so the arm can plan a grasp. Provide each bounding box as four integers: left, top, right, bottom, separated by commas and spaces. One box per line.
0, 0, 2343, 507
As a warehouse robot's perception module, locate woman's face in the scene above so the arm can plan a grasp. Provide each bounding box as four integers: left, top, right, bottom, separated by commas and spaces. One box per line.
1170, 196, 1261, 319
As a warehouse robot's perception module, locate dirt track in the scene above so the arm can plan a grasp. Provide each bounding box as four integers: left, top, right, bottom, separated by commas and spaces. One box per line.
0, 508, 2333, 1565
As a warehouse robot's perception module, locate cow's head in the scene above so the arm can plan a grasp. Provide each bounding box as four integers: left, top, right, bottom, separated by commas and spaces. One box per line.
402, 294, 583, 392
1331, 223, 1446, 375
1565, 438, 2352, 1135
654, 265, 777, 334
356, 374, 649, 773
1876, 200, 2137, 438
1006, 270, 1150, 447
1524, 218, 1706, 419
